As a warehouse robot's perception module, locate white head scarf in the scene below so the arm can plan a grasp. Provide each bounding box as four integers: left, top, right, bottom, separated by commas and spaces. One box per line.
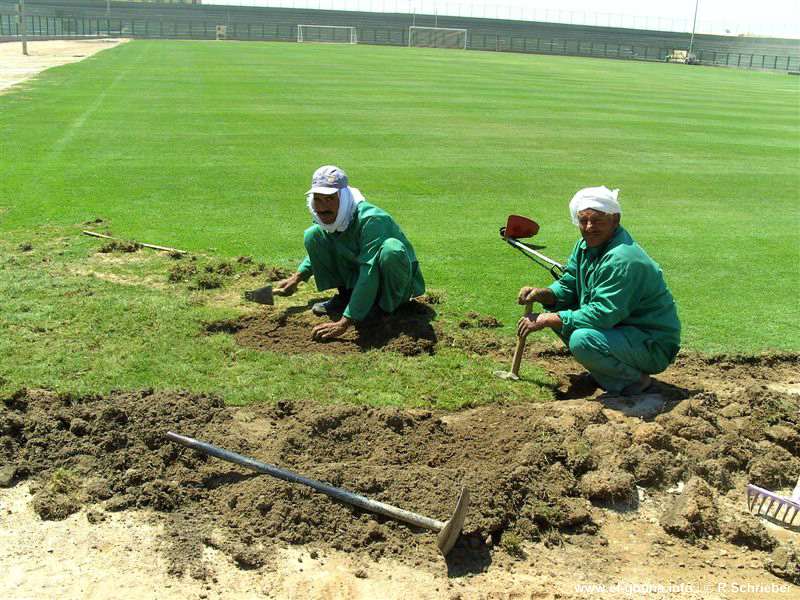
569, 186, 621, 226
307, 186, 365, 233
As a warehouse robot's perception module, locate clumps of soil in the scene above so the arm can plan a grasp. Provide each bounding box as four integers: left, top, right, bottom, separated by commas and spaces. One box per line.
416, 291, 444, 305
0, 389, 618, 576
719, 512, 777, 551
31, 467, 86, 520
0, 464, 17, 487
2, 355, 799, 578
205, 262, 234, 277
262, 265, 291, 282
166, 256, 289, 291
458, 311, 502, 330
1, 387, 229, 523
765, 542, 800, 585
98, 240, 142, 253
168, 262, 198, 283
194, 273, 223, 290
659, 477, 719, 542
578, 469, 636, 503
207, 300, 439, 357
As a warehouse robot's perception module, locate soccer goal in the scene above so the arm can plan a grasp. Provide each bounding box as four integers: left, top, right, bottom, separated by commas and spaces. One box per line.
297, 25, 358, 44
408, 26, 468, 50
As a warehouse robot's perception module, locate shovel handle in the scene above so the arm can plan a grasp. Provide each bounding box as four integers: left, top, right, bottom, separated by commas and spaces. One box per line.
511, 302, 533, 377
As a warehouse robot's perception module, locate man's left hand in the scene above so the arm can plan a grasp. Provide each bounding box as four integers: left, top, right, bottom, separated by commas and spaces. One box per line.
312, 317, 351, 341
517, 312, 561, 338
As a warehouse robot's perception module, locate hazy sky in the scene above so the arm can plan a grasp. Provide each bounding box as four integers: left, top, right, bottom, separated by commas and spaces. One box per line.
210, 0, 800, 37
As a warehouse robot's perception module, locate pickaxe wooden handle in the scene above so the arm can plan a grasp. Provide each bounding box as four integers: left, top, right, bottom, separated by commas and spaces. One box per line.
510, 301, 533, 377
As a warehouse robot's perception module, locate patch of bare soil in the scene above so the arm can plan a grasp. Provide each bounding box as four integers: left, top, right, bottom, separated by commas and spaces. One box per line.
0, 39, 127, 93
1, 359, 799, 597
207, 300, 439, 357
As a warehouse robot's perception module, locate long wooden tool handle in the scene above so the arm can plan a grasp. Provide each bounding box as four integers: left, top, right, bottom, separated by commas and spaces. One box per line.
165, 431, 445, 531
82, 230, 187, 254
510, 301, 533, 376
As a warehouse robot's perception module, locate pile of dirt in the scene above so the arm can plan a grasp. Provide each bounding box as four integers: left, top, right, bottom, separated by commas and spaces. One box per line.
98, 239, 142, 253
458, 312, 503, 330
3, 372, 798, 580
166, 257, 284, 291
207, 300, 439, 357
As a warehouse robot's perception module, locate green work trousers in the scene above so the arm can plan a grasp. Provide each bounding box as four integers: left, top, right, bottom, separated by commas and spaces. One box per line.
305, 232, 420, 318
557, 326, 672, 393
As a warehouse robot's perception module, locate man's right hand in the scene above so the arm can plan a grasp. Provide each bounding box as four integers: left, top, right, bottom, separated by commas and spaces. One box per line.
274, 273, 302, 297
518, 287, 540, 305
517, 286, 554, 306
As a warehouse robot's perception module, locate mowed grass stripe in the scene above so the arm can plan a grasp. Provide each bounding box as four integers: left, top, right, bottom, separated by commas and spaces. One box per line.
1, 40, 798, 355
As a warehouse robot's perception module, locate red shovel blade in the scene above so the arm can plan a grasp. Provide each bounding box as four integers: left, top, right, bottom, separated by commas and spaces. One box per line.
504, 215, 539, 239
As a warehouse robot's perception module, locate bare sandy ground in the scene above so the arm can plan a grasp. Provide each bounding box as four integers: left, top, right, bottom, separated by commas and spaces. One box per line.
2, 480, 796, 600
0, 38, 127, 93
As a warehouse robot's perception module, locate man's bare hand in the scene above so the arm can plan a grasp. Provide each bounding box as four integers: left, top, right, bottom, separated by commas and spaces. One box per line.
517, 287, 555, 306
517, 312, 542, 339
312, 317, 351, 341
518, 287, 537, 305
274, 273, 302, 297
517, 312, 562, 338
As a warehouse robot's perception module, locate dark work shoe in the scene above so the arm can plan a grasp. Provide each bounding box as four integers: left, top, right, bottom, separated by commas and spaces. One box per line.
311, 288, 352, 317
621, 374, 652, 397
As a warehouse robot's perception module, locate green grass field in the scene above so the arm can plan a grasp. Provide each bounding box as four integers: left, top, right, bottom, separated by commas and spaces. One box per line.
1, 40, 798, 405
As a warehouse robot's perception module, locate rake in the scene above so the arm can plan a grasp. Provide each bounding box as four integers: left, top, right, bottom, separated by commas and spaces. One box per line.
746, 476, 800, 527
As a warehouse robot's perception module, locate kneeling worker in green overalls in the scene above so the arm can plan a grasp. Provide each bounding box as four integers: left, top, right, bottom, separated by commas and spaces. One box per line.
517, 186, 681, 395
274, 165, 425, 341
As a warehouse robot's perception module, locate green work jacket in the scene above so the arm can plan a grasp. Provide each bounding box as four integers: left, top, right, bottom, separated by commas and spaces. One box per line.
297, 202, 424, 321
547, 226, 681, 361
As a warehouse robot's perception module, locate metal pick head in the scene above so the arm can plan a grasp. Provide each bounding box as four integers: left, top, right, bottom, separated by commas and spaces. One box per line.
437, 487, 470, 556
503, 215, 540, 239
494, 370, 520, 381
244, 285, 274, 305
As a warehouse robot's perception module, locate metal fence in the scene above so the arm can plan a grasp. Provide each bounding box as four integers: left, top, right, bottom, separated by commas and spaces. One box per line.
2, 13, 798, 72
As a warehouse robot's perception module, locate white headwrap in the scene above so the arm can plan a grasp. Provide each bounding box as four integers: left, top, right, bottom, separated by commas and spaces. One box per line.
307, 186, 365, 233
569, 186, 621, 226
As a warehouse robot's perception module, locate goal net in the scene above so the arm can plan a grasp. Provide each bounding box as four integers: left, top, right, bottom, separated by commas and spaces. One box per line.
408, 26, 468, 50
297, 25, 357, 44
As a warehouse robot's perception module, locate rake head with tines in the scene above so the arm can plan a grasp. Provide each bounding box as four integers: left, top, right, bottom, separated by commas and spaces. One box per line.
746, 476, 800, 528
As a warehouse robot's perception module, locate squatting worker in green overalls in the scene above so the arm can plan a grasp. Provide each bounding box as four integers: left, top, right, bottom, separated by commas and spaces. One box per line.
516, 186, 680, 396
274, 165, 425, 341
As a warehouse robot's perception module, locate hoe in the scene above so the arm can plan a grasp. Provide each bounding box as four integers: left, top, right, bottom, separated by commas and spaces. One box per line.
494, 215, 564, 381
165, 431, 470, 556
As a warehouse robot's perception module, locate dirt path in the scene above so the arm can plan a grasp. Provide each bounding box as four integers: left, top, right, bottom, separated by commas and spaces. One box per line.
0, 38, 127, 93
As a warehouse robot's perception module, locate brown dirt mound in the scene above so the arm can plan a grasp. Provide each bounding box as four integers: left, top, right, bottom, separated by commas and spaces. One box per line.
1, 356, 798, 578
207, 300, 439, 357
